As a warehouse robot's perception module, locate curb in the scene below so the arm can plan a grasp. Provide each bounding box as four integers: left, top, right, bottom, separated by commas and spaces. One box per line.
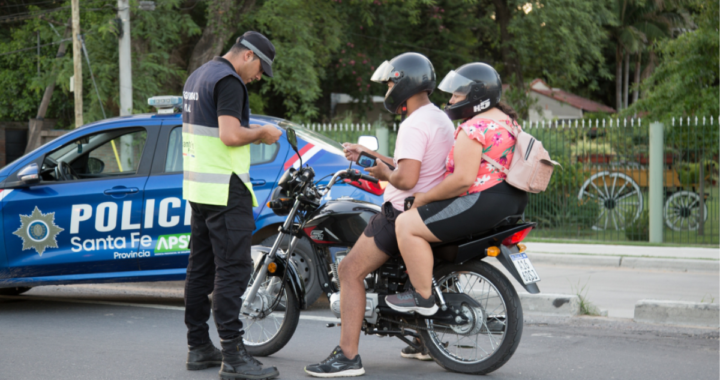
527, 253, 620, 267
527, 253, 719, 272
634, 300, 720, 328
519, 293, 579, 317
621, 257, 719, 272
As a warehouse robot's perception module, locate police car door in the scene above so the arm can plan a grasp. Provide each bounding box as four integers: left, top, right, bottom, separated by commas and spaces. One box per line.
1, 125, 158, 278
137, 123, 284, 272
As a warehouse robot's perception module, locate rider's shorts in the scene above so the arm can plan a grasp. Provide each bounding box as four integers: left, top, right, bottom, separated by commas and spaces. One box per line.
417, 181, 528, 242
364, 202, 403, 257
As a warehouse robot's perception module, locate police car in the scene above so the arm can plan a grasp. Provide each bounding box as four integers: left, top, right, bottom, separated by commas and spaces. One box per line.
0, 96, 384, 303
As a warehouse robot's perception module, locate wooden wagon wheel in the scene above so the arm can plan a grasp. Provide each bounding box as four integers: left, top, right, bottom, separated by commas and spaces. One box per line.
578, 171, 644, 230
663, 191, 708, 231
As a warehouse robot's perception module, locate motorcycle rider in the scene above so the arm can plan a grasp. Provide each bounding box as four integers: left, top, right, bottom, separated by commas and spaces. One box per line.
304, 52, 455, 377
386, 63, 528, 315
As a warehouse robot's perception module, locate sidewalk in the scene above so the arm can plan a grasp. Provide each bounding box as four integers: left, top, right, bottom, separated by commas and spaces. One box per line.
525, 242, 719, 272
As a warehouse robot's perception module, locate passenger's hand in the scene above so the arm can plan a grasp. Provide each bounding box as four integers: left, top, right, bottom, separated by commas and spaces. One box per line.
259, 125, 282, 145
410, 192, 429, 209
342, 143, 364, 162
364, 158, 391, 181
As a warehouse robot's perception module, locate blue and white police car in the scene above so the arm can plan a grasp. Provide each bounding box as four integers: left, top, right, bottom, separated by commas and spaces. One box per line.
0, 96, 384, 304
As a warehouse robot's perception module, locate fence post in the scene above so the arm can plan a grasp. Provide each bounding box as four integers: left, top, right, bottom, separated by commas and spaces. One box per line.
649, 122, 664, 243
375, 123, 389, 156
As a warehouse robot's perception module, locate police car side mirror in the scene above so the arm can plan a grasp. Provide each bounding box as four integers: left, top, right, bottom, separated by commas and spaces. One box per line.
18, 163, 40, 186
358, 136, 378, 151
88, 157, 105, 174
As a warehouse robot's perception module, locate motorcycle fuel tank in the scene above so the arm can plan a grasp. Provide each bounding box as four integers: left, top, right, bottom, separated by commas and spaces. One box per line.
303, 198, 381, 246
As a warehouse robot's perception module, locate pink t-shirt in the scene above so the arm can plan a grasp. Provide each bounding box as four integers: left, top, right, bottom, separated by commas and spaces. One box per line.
445, 117, 519, 194
384, 103, 455, 210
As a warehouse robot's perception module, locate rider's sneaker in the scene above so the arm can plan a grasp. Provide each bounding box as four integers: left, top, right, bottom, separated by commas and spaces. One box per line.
400, 345, 432, 361
385, 290, 438, 316
305, 346, 365, 378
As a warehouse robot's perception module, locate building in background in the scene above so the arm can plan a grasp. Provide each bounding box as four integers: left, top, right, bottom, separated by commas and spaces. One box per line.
528, 79, 615, 122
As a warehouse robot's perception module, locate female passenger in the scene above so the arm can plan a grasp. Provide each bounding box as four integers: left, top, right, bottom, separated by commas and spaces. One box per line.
385, 63, 529, 315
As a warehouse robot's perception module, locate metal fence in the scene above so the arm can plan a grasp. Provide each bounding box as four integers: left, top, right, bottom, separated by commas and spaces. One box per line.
304, 117, 719, 246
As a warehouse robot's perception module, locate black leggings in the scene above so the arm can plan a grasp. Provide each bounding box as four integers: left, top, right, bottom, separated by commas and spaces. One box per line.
417, 181, 528, 242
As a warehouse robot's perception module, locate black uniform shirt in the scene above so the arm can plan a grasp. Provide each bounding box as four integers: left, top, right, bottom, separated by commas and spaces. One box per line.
213, 57, 248, 127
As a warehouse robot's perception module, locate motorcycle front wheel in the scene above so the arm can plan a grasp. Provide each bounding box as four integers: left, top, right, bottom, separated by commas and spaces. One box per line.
240, 272, 300, 357
419, 260, 523, 375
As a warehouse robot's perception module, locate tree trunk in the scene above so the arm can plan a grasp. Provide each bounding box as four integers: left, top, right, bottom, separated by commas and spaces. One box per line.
641, 49, 657, 82
616, 45, 622, 111
186, 0, 256, 74
633, 52, 641, 103
623, 50, 630, 109
492, 0, 524, 91
26, 20, 72, 154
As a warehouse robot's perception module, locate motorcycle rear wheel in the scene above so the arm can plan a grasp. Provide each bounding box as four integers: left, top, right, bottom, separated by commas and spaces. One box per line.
420, 260, 523, 375
241, 273, 301, 357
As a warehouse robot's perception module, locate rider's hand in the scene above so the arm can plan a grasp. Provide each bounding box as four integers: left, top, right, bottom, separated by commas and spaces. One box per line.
410, 192, 429, 209
342, 143, 365, 162
364, 158, 392, 181
259, 125, 282, 145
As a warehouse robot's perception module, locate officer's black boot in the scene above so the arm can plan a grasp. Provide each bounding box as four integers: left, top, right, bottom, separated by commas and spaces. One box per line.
219, 337, 279, 380
187, 342, 223, 370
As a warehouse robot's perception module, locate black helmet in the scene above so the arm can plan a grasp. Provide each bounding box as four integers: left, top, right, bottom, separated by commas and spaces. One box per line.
370, 52, 436, 114
438, 63, 502, 120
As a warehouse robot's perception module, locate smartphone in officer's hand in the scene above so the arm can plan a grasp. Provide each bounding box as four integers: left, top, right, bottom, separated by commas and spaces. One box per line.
356, 151, 395, 171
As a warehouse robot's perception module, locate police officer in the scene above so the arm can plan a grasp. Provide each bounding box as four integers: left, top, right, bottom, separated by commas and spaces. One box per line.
182, 31, 281, 380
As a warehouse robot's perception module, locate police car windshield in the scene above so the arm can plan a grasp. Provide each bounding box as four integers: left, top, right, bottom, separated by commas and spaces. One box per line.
278, 121, 344, 156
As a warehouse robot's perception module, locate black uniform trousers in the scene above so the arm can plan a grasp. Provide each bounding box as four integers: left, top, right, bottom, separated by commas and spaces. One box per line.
184, 174, 255, 347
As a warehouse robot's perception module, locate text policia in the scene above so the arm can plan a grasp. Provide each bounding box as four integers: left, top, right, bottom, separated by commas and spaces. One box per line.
69, 197, 190, 254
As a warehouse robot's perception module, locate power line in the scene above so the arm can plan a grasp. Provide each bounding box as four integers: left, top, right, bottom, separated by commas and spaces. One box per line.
0, 0, 65, 9
0, 37, 70, 56
0, 5, 69, 23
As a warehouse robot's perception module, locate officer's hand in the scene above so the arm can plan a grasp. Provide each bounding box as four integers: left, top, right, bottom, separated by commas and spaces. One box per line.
260, 125, 282, 145
342, 143, 364, 162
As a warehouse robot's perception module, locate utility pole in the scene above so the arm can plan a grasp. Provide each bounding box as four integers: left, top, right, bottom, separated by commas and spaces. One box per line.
118, 0, 132, 116
71, 0, 83, 127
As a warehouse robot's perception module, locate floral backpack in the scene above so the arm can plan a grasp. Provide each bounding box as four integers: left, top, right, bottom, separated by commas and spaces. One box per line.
482, 119, 560, 193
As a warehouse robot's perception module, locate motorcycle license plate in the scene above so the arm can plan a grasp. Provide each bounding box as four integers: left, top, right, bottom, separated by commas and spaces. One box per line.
510, 253, 540, 284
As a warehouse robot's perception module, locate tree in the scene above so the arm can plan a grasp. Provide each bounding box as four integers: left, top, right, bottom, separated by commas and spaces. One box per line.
627, 0, 718, 121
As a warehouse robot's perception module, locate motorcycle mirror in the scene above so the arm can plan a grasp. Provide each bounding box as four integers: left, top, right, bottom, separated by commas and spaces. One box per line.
358, 135, 379, 151
286, 128, 302, 168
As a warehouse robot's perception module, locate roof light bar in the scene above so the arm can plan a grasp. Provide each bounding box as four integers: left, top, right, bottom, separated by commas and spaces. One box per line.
148, 96, 182, 114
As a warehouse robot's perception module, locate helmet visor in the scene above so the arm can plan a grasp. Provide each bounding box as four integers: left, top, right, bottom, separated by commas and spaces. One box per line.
438, 70, 475, 95
370, 61, 395, 83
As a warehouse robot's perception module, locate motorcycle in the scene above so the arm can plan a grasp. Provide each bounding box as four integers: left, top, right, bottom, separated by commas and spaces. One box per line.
239, 128, 542, 374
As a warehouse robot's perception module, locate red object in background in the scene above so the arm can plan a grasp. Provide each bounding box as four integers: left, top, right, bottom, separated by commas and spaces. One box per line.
577, 154, 613, 164
343, 178, 385, 195
634, 153, 674, 165
502, 227, 533, 246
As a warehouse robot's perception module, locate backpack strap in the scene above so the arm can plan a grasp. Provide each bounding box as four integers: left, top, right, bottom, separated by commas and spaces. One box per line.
484, 118, 519, 137
482, 154, 510, 175
478, 118, 517, 174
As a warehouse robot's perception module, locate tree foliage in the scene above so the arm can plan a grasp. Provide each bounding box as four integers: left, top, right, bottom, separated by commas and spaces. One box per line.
627, 0, 719, 121
0, 0, 709, 128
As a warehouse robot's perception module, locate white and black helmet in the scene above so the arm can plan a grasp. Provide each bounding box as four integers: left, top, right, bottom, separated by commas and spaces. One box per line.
439, 62, 502, 120
371, 52, 436, 114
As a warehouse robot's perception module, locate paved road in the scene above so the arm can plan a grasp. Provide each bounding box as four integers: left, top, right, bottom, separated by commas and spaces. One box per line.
1, 290, 718, 380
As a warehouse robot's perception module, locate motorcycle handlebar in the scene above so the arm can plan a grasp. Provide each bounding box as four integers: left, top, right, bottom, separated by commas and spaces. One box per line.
360, 174, 379, 183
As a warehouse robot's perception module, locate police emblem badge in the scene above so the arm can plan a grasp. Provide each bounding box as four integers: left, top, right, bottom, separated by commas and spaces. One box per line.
12, 206, 65, 256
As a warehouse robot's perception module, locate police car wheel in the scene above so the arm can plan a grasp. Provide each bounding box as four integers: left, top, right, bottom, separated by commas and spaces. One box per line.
0, 286, 31, 296
261, 234, 322, 306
